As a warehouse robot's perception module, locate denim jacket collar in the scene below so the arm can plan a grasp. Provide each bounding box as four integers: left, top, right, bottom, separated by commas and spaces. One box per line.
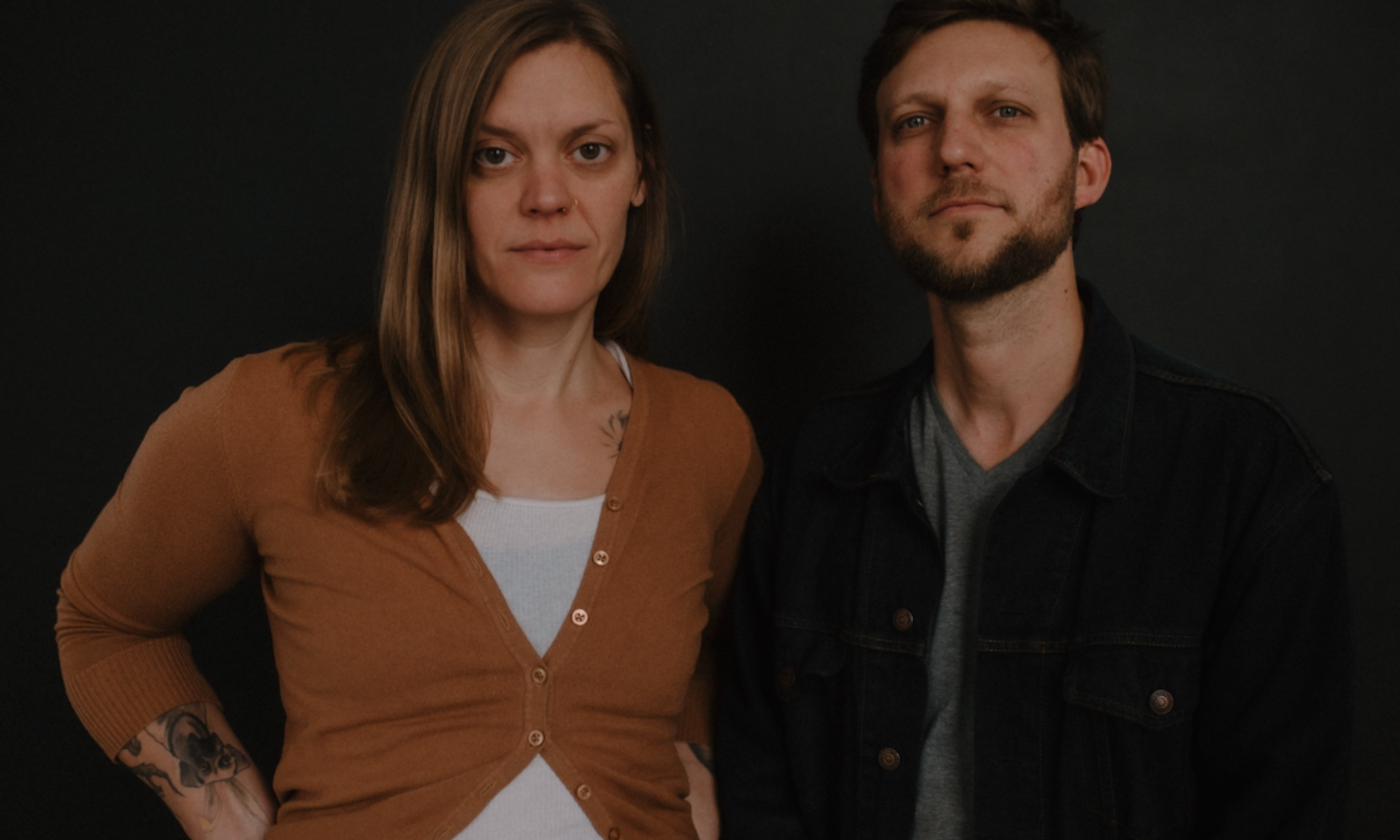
823, 279, 1133, 499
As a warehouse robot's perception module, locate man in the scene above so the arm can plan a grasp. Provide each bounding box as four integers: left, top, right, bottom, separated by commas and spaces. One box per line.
715, 1, 1351, 838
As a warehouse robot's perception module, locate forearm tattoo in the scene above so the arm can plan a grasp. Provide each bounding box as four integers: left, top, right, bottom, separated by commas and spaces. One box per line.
120, 702, 268, 831
130, 762, 181, 799
600, 409, 630, 456
139, 705, 250, 788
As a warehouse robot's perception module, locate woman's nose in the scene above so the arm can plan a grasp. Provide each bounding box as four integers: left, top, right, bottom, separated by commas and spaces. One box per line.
521, 159, 573, 216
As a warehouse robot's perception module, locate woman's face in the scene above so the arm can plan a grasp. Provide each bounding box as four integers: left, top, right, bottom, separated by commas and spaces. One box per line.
466, 41, 645, 329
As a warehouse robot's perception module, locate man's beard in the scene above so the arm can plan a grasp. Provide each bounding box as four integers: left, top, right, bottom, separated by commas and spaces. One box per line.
879, 161, 1077, 303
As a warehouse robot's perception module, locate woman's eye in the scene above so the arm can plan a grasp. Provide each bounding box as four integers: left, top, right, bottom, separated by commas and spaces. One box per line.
474, 147, 515, 168
573, 142, 609, 162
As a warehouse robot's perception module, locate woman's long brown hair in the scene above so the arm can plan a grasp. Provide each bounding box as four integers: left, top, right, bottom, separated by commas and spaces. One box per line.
308, 0, 669, 522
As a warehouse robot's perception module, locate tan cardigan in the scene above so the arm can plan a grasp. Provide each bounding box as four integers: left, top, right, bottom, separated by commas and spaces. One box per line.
56, 346, 761, 840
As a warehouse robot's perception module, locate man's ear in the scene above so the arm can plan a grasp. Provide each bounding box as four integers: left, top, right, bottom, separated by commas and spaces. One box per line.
871, 164, 882, 223
1074, 138, 1111, 210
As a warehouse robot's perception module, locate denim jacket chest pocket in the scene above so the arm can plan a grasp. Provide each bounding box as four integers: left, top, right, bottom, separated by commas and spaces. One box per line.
1061, 642, 1202, 839
773, 618, 849, 701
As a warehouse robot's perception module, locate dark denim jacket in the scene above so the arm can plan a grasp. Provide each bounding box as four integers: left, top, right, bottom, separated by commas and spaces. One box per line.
716, 282, 1351, 840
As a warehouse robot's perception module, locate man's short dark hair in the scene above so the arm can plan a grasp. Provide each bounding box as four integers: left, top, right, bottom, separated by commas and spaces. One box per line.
857, 0, 1108, 157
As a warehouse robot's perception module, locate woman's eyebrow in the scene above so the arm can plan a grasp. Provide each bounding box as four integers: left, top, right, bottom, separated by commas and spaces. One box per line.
476, 118, 624, 142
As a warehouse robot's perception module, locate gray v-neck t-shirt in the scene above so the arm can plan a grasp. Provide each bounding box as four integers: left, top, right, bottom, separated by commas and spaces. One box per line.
909, 380, 1075, 839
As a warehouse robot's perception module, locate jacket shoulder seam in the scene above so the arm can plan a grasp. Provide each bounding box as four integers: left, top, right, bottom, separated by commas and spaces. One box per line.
1135, 362, 1332, 484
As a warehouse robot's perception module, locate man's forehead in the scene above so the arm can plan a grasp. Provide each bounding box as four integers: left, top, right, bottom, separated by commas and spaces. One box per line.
878, 20, 1060, 107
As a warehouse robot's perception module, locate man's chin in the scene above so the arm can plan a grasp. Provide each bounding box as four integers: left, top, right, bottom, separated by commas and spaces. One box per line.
903, 245, 1005, 288
911, 230, 1003, 268
925, 278, 1034, 305
893, 234, 1066, 304
933, 252, 1001, 279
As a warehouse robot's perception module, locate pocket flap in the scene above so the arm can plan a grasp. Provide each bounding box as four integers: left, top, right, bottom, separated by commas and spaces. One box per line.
1062, 642, 1200, 731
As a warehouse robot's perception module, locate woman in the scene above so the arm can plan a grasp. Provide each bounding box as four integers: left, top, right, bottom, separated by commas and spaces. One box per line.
54, 1, 760, 838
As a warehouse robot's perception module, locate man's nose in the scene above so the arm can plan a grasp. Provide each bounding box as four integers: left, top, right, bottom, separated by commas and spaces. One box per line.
934, 112, 985, 174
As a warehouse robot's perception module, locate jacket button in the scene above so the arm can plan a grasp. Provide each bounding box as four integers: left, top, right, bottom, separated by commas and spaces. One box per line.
892, 608, 914, 632
776, 666, 796, 689
531, 667, 547, 685
608, 830, 621, 840
1149, 689, 1174, 715
528, 729, 545, 747
576, 784, 592, 800
606, 497, 623, 512
877, 747, 900, 770
592, 550, 610, 566
572, 609, 589, 625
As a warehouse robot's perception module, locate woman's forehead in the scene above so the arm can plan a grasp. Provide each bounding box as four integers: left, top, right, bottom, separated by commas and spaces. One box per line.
483, 42, 629, 132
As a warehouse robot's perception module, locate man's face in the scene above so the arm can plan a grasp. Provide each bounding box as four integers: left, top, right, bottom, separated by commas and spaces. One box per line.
873, 20, 1097, 302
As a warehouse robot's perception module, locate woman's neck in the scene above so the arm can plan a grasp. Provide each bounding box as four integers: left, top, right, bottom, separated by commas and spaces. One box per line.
471, 302, 633, 500
470, 301, 609, 402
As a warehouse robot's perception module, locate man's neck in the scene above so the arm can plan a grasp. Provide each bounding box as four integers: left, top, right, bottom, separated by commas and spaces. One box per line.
926, 255, 1084, 470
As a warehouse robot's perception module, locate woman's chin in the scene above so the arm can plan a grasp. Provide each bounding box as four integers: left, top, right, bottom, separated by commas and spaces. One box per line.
475, 271, 608, 318
474, 293, 603, 333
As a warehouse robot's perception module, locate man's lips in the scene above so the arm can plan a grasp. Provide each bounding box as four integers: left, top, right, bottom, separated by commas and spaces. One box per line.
930, 198, 1001, 216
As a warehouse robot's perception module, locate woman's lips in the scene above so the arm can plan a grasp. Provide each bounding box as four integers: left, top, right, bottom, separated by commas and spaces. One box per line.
510, 240, 585, 262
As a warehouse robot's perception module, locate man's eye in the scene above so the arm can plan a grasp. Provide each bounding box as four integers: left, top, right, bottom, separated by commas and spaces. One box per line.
995, 106, 1023, 118
900, 115, 928, 131
574, 142, 609, 162
474, 147, 514, 168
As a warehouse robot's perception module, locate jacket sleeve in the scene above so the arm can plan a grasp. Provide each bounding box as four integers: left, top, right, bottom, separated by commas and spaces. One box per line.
715, 468, 812, 838
55, 359, 258, 759
1192, 474, 1352, 837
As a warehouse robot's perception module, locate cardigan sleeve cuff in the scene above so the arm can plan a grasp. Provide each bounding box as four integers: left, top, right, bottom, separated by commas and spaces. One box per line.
675, 675, 713, 745
62, 634, 222, 760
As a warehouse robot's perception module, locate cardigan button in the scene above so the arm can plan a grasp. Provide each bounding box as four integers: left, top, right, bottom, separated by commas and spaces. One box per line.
1149, 689, 1175, 715
572, 609, 589, 625
608, 829, 621, 840
592, 550, 610, 566
576, 784, 592, 800
892, 608, 914, 632
776, 666, 796, 689
606, 497, 623, 512
531, 667, 547, 685
528, 729, 545, 747
877, 747, 900, 770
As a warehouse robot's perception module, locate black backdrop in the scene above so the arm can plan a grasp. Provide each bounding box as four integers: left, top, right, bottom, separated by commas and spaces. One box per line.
4, 0, 1397, 835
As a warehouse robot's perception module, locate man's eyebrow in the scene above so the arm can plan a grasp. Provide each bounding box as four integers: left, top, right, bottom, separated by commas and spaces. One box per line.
885, 80, 1043, 112
882, 93, 944, 121
977, 80, 1040, 99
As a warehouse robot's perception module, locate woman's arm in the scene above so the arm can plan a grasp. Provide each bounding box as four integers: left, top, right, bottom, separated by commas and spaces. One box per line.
56, 359, 275, 834
679, 398, 761, 840
118, 702, 276, 840
677, 741, 718, 840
